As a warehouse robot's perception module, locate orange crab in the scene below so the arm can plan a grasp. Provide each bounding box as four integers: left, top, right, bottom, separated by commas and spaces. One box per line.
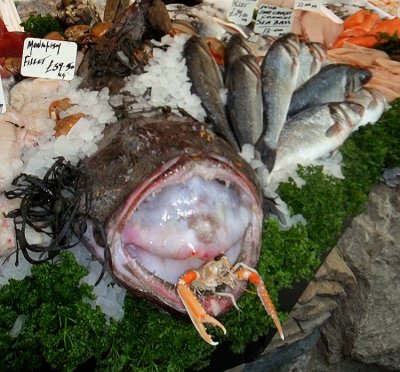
177, 255, 284, 345
48, 98, 86, 136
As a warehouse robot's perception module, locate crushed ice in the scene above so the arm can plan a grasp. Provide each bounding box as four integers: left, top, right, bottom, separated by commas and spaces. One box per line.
123, 34, 207, 121
0, 77, 124, 325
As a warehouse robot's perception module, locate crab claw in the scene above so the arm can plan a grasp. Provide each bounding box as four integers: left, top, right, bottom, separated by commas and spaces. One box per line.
234, 264, 285, 341
177, 271, 226, 346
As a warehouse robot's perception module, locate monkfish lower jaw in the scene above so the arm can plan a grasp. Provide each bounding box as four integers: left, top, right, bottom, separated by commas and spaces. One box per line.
83, 154, 263, 316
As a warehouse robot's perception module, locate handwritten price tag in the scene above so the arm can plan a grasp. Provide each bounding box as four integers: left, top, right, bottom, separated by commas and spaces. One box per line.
294, 0, 321, 13
0, 77, 6, 113
228, 0, 257, 26
254, 5, 294, 36
21, 38, 77, 80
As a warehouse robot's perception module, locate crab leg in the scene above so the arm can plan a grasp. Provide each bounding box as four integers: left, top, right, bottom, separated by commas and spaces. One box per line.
234, 263, 285, 340
177, 271, 226, 346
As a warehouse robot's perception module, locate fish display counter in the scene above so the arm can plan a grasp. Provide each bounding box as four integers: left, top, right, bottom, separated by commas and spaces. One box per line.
0, 0, 399, 370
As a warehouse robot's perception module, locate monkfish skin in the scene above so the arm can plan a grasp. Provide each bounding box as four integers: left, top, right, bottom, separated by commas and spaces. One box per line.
87, 0, 172, 78
79, 112, 263, 317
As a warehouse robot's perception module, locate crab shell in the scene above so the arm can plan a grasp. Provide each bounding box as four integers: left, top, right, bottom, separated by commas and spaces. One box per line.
80, 113, 263, 317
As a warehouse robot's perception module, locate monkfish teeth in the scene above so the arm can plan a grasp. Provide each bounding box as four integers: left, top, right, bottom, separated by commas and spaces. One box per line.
257, 33, 301, 172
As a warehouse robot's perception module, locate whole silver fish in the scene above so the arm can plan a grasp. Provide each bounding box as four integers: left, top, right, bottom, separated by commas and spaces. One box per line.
295, 41, 326, 89
225, 33, 251, 68
346, 88, 388, 130
288, 64, 372, 118
184, 35, 239, 150
257, 33, 301, 172
225, 54, 263, 148
272, 102, 365, 173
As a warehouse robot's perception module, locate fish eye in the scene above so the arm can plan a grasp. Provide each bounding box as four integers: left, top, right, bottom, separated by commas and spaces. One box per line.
214, 254, 223, 261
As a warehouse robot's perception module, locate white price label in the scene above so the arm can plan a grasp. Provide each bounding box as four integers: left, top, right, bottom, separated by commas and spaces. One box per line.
0, 77, 6, 113
21, 38, 77, 80
294, 0, 321, 13
254, 5, 294, 36
227, 0, 257, 26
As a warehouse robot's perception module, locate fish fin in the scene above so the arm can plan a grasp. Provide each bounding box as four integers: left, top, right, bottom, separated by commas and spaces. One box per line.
213, 125, 240, 152
256, 140, 277, 172
325, 122, 343, 137
263, 197, 283, 220
226, 108, 240, 143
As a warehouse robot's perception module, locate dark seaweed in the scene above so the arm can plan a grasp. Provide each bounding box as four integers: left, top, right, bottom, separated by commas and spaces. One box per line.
374, 32, 400, 61
4, 157, 85, 264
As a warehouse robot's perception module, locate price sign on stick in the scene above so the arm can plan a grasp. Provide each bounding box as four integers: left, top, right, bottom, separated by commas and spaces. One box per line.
0, 77, 6, 113
21, 38, 78, 80
254, 5, 294, 36
294, 0, 321, 13
228, 0, 257, 26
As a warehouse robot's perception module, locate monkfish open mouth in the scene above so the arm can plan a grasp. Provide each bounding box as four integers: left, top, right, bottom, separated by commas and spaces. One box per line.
103, 155, 263, 314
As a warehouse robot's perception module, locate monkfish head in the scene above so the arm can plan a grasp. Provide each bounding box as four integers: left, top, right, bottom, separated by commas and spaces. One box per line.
80, 113, 263, 317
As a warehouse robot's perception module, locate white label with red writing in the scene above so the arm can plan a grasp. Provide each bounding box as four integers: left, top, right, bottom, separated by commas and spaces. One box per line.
0, 77, 6, 113
254, 4, 294, 36
228, 0, 258, 25
294, 0, 321, 13
21, 38, 77, 80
